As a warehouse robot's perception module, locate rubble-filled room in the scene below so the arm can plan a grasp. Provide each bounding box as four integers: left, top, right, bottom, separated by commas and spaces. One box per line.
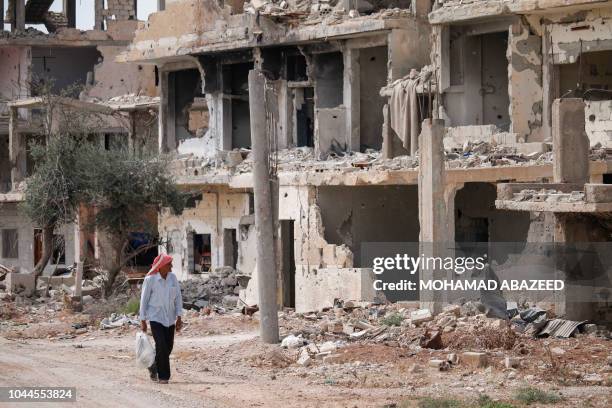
1, 1, 612, 406
318, 185, 419, 265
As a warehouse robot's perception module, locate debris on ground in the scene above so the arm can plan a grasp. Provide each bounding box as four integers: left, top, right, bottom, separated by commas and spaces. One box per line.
180, 267, 244, 310
100, 313, 140, 330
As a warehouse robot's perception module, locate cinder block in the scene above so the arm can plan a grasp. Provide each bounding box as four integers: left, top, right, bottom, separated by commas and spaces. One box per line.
6, 272, 36, 296
461, 352, 489, 368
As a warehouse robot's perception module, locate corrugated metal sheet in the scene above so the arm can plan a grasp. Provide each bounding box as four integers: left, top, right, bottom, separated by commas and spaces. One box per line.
537, 319, 586, 338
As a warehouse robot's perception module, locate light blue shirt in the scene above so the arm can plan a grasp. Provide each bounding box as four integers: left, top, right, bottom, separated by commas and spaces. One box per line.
139, 273, 183, 328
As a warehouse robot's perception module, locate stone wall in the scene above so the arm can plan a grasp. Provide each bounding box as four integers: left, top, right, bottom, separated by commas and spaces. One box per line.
104, 0, 137, 21
0, 203, 76, 275
158, 186, 251, 280
585, 100, 612, 148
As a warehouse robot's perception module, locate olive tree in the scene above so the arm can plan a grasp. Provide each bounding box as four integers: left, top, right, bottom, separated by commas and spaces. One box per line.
76, 145, 186, 296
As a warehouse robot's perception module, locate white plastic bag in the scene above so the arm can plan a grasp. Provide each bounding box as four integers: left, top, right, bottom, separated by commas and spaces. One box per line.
135, 331, 156, 369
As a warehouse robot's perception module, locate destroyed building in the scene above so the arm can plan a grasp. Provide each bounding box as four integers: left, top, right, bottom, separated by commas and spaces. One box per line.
116, 0, 612, 322
0, 1, 159, 280
2, 0, 611, 323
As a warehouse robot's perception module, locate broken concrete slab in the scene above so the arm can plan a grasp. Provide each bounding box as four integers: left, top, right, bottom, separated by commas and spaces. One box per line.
410, 308, 433, 325
461, 352, 489, 368
6, 272, 36, 296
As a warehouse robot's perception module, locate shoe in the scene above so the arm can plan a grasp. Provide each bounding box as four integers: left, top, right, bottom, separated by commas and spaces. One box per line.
148, 364, 158, 382
159, 380, 168, 384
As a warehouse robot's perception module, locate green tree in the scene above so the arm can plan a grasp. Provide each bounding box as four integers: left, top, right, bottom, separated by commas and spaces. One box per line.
21, 81, 185, 294
20, 81, 102, 281
76, 145, 186, 296
21, 135, 84, 280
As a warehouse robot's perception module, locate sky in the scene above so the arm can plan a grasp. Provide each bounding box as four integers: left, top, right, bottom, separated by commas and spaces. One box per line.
3, 0, 158, 32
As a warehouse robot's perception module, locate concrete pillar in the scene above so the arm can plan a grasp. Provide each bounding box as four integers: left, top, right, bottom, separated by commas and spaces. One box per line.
381, 104, 392, 159
343, 47, 360, 152
411, 0, 431, 18
541, 30, 558, 142
552, 213, 601, 321
220, 94, 232, 151
158, 70, 169, 153
8, 106, 25, 190
248, 69, 279, 344
63, 0, 76, 28
166, 72, 176, 151
74, 262, 83, 298
419, 119, 448, 242
418, 119, 449, 314
552, 98, 589, 184
551, 99, 597, 321
13, 0, 25, 32
158, 0, 166, 11
94, 0, 104, 30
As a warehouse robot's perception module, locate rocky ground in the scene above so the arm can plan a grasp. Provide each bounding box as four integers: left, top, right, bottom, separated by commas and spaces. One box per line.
0, 286, 611, 408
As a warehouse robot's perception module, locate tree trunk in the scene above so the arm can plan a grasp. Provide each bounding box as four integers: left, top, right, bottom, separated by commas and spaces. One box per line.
103, 237, 124, 298
33, 225, 54, 287
104, 266, 122, 298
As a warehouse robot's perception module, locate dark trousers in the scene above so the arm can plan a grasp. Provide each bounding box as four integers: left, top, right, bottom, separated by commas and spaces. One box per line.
150, 321, 175, 381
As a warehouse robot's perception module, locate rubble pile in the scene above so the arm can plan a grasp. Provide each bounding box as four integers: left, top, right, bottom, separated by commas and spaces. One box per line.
445, 141, 553, 169
276, 300, 610, 368
511, 188, 585, 203
90, 94, 161, 108
170, 139, 611, 179
99, 313, 139, 330
242, 0, 412, 24
0, 27, 50, 40
173, 147, 419, 178
180, 267, 243, 310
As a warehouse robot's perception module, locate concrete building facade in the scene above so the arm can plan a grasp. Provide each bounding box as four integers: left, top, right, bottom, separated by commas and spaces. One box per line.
2, 0, 611, 321
0, 0, 159, 276
117, 0, 612, 320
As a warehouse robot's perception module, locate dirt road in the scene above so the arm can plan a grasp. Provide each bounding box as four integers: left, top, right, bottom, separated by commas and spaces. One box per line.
0, 316, 609, 408
0, 333, 257, 408
0, 331, 408, 408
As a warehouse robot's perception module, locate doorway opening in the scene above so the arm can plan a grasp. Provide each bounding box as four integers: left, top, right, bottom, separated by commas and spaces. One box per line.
223, 228, 238, 269
280, 220, 296, 308
193, 233, 212, 273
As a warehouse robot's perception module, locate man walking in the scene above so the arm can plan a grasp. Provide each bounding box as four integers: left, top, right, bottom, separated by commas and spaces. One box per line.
139, 254, 183, 383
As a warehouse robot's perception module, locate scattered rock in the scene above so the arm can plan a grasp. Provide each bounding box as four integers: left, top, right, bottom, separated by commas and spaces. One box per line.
583, 373, 603, 385
322, 354, 343, 364
281, 334, 305, 349
297, 350, 311, 366
550, 347, 566, 356
443, 304, 461, 317
318, 341, 339, 353
222, 295, 239, 308
409, 363, 422, 373
328, 321, 344, 334
447, 353, 459, 365
429, 359, 450, 371
461, 301, 486, 316
461, 352, 489, 368
410, 309, 433, 325
504, 356, 520, 369
420, 330, 443, 349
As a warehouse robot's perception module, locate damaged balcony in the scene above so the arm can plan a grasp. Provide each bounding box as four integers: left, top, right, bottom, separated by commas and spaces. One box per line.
121, 0, 432, 168
1, 95, 158, 196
